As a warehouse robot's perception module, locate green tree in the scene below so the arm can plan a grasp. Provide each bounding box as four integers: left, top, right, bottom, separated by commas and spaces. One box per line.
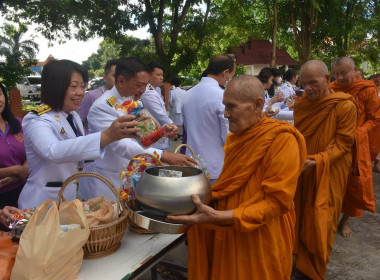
2, 0, 212, 78
82, 36, 156, 78
0, 23, 38, 89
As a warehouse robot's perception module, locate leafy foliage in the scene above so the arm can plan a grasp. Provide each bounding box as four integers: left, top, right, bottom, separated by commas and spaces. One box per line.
0, 23, 38, 89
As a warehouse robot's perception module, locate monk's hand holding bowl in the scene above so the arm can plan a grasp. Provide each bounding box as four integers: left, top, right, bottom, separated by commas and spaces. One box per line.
166, 194, 234, 225
302, 158, 316, 172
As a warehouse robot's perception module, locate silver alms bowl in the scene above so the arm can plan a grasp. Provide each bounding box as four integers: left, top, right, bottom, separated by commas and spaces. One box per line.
135, 166, 211, 215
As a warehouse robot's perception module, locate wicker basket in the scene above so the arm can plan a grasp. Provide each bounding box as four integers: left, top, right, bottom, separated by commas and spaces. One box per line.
174, 144, 210, 182
126, 153, 163, 234
57, 172, 128, 259
174, 144, 195, 157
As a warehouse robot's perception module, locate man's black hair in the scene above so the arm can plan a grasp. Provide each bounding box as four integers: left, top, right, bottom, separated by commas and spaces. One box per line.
115, 57, 149, 82
171, 77, 181, 87
207, 55, 235, 75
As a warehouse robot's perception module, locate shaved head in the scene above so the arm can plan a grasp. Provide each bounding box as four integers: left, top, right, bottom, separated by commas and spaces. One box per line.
301, 60, 329, 76
225, 75, 265, 103
331, 57, 355, 70
300, 60, 331, 101
223, 75, 264, 133
331, 56, 357, 87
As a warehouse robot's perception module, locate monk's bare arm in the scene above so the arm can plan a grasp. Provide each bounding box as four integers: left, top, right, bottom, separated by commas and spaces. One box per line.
326, 100, 357, 163
167, 194, 234, 224
362, 88, 380, 132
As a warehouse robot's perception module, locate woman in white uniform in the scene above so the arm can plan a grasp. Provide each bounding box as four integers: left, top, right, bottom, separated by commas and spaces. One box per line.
18, 60, 139, 209
280, 68, 298, 110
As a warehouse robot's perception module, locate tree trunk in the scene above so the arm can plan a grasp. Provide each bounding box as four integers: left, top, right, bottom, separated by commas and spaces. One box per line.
270, 0, 278, 68
288, 0, 320, 64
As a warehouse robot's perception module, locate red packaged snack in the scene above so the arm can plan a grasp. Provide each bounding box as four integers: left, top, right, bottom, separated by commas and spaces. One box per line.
135, 109, 166, 147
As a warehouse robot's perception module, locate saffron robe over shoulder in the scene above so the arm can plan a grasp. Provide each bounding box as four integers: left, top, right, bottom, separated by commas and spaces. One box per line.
293, 92, 357, 280
187, 117, 307, 280
368, 83, 380, 161
329, 78, 380, 216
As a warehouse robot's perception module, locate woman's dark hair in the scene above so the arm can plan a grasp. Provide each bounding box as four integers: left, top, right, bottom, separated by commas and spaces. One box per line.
41, 59, 88, 111
270, 68, 282, 78
0, 82, 21, 134
284, 69, 297, 82
257, 68, 273, 84
268, 80, 278, 97
115, 57, 150, 82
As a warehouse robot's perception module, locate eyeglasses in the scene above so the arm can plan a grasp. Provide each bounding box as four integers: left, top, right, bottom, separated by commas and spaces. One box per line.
69, 83, 87, 93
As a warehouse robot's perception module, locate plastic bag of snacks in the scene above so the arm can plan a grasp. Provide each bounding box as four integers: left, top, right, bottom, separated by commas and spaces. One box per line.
119, 153, 163, 200
8, 208, 35, 231
115, 98, 167, 147
82, 196, 117, 227
174, 144, 210, 177
192, 154, 210, 177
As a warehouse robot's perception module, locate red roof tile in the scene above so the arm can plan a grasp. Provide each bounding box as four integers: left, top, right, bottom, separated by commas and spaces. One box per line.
228, 39, 298, 66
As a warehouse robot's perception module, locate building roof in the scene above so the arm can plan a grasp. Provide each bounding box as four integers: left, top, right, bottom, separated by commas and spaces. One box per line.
36, 55, 56, 67
228, 39, 298, 66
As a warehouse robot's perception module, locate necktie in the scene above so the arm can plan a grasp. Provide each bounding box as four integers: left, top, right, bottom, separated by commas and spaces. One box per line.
67, 114, 78, 136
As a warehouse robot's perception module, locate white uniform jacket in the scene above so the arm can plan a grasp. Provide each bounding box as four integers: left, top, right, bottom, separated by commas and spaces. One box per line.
279, 81, 295, 109
169, 86, 187, 125
18, 109, 103, 209
141, 83, 172, 150
80, 86, 163, 201
182, 77, 229, 180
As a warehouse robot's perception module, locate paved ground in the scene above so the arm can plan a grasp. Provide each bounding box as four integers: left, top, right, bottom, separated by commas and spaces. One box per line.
138, 139, 380, 280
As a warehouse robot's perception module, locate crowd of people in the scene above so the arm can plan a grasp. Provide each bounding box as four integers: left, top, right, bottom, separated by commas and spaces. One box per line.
0, 54, 379, 279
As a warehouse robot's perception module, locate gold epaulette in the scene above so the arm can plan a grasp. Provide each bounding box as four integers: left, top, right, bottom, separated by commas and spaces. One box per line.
148, 84, 154, 90
107, 96, 117, 107
31, 104, 51, 115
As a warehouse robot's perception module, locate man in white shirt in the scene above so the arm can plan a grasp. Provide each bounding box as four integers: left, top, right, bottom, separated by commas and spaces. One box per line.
80, 58, 196, 200
169, 77, 187, 129
182, 54, 235, 185
141, 62, 177, 150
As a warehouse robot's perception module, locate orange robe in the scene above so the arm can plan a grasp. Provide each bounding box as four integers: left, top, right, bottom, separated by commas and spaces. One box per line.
330, 78, 380, 216
368, 84, 380, 161
187, 117, 307, 280
293, 92, 357, 280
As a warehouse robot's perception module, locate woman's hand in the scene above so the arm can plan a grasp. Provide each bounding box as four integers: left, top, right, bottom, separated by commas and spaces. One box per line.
161, 152, 198, 167
0, 206, 22, 226
0, 177, 20, 189
100, 115, 140, 148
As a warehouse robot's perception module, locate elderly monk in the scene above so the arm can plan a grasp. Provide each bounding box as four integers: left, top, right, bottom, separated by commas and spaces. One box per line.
293, 60, 357, 280
330, 57, 380, 237
168, 75, 307, 280
368, 74, 380, 172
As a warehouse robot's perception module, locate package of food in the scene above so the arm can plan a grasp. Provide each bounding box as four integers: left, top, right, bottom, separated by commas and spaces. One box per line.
158, 169, 183, 177
8, 208, 35, 230
119, 153, 162, 200
114, 98, 167, 147
82, 196, 117, 227
135, 108, 166, 147
192, 154, 210, 177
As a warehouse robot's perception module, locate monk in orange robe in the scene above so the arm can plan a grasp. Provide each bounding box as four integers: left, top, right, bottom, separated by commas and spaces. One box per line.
368, 74, 380, 172
329, 57, 380, 237
168, 75, 307, 280
293, 60, 357, 280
